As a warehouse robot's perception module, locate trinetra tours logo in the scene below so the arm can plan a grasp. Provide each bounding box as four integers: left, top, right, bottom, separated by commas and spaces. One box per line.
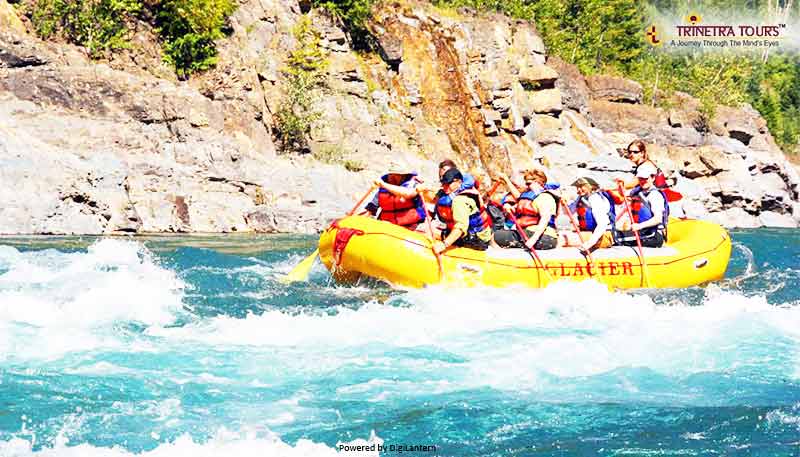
646, 11, 792, 51
646, 25, 661, 46
687, 14, 702, 25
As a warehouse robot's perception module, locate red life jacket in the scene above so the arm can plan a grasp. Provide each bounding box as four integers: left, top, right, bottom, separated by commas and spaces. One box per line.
435, 188, 491, 233
515, 190, 558, 229
377, 184, 426, 228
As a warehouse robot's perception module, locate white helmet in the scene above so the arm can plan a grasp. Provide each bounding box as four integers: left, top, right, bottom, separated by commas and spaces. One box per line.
636, 163, 658, 179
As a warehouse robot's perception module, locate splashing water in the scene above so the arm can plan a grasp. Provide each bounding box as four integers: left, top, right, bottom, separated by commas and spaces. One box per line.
0, 229, 798, 456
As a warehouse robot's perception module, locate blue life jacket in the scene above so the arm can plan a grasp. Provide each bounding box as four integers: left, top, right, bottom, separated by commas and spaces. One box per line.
629, 186, 669, 236
572, 191, 616, 232
434, 172, 476, 221
436, 187, 490, 234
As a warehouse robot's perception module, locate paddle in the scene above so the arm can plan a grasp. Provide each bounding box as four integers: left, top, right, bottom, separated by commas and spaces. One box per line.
422, 202, 443, 280
616, 182, 651, 288
483, 180, 503, 205
281, 185, 377, 283
505, 212, 554, 284
559, 199, 595, 265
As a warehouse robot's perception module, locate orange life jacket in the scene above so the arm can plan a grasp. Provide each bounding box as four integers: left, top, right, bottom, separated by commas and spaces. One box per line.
377, 177, 426, 228
515, 190, 558, 229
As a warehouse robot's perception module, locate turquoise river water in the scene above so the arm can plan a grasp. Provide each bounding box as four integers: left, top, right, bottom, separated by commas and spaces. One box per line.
0, 229, 798, 456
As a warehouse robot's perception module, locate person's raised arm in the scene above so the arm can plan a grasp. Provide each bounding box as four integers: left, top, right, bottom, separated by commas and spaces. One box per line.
500, 174, 521, 200
375, 179, 418, 199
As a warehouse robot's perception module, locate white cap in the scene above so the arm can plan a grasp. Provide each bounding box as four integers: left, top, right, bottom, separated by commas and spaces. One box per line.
636, 163, 658, 179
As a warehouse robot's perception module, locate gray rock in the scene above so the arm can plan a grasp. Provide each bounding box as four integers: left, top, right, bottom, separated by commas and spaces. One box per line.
511, 23, 546, 56
670, 146, 727, 178
492, 96, 513, 115
660, 126, 704, 147
0, 1, 798, 236
533, 114, 564, 145
586, 75, 643, 103
758, 211, 797, 228
710, 105, 760, 146
547, 57, 589, 113
0, 34, 48, 68
518, 64, 558, 88
375, 29, 403, 67
481, 108, 501, 127
529, 88, 563, 114
706, 207, 760, 228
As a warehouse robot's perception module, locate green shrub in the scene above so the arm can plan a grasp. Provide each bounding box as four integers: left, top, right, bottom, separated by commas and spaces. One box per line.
432, 0, 534, 20
160, 32, 219, 78
313, 144, 366, 171
31, 0, 142, 57
312, 0, 375, 47
155, 0, 235, 79
275, 15, 329, 152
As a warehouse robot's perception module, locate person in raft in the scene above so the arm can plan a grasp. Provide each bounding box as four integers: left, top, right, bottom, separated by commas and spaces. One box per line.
620, 139, 686, 218
431, 160, 481, 235
432, 168, 493, 254
487, 174, 525, 231
566, 176, 616, 255
364, 169, 426, 231
493, 169, 559, 250
614, 163, 669, 248
438, 159, 479, 190
620, 140, 670, 190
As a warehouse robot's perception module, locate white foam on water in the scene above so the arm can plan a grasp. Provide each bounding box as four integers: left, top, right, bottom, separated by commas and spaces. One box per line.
2, 238, 798, 396
0, 239, 185, 360
0, 239, 184, 327
147, 280, 800, 388
62, 362, 138, 376
764, 403, 800, 430
0, 429, 381, 457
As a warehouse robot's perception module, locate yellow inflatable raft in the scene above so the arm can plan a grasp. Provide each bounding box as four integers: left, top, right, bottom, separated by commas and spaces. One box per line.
318, 216, 732, 289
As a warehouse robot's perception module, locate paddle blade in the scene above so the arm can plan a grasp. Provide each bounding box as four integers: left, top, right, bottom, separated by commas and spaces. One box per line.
281, 249, 319, 283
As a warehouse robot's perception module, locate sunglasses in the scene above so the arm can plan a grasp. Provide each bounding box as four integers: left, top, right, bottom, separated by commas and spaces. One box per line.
628, 149, 642, 154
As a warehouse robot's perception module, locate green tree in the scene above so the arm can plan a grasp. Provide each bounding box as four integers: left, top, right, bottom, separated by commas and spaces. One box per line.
748, 54, 800, 151
530, 0, 644, 74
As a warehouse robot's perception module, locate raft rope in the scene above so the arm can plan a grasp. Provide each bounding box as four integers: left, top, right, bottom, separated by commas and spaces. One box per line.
331, 220, 364, 267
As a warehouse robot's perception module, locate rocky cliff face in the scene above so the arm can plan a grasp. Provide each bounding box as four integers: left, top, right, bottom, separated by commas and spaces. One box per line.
0, 0, 798, 234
